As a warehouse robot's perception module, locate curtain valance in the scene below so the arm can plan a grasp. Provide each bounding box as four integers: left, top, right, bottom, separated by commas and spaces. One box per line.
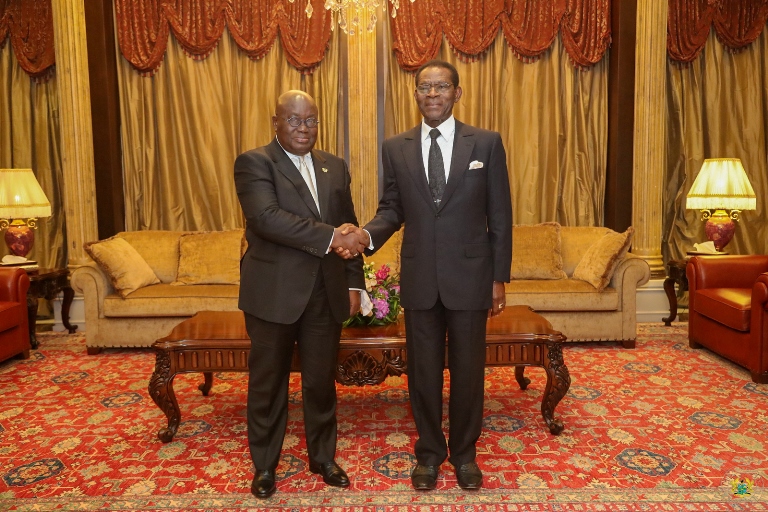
668, 0, 768, 63
389, 0, 611, 71
114, 0, 332, 75
0, 0, 54, 80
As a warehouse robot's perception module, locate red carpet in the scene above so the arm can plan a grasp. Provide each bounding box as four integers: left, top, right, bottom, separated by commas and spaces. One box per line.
1, 323, 767, 511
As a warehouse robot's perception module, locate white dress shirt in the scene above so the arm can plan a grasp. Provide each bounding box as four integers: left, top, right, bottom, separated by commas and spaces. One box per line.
421, 116, 456, 183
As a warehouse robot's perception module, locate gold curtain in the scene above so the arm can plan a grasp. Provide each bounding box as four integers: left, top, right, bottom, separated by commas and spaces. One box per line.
385, 32, 608, 226
117, 30, 339, 231
0, 43, 65, 269
664, 29, 768, 260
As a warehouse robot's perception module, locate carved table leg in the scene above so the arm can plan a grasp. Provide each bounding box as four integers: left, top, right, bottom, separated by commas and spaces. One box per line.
514, 366, 530, 390
61, 286, 78, 333
26, 294, 39, 349
148, 350, 181, 443
662, 276, 677, 326
198, 372, 214, 396
540, 343, 570, 435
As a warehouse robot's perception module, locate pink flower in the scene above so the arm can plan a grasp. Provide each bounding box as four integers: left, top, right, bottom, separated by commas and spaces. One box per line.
372, 298, 389, 319
375, 265, 390, 283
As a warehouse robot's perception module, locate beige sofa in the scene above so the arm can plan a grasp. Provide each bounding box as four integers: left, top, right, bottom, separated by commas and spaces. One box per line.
72, 225, 649, 353
504, 225, 650, 347
71, 230, 243, 353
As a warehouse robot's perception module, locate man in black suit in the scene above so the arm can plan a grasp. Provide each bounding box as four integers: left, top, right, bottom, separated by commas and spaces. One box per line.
345, 60, 512, 490
234, 90, 366, 499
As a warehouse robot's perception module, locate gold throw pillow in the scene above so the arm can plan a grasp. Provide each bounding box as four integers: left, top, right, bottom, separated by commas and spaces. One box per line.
84, 236, 160, 298
172, 229, 244, 285
511, 222, 567, 280
572, 227, 634, 291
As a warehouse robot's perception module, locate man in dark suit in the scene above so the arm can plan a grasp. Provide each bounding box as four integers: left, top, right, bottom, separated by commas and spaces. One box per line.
234, 90, 366, 499
346, 60, 512, 490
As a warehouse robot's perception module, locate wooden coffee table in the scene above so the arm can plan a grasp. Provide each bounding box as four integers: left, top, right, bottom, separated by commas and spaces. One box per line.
149, 306, 570, 442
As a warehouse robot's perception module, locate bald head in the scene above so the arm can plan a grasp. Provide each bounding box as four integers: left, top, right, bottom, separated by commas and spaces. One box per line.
272, 90, 319, 156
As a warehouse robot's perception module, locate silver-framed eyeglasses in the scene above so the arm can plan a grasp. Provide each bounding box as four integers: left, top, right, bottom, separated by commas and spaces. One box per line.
416, 82, 454, 95
284, 116, 319, 128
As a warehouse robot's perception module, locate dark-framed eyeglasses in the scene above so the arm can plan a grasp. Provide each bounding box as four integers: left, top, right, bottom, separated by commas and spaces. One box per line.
283, 116, 319, 128
416, 82, 454, 95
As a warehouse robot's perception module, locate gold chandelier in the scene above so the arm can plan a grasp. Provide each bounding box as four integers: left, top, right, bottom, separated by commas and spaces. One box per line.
292, 0, 415, 34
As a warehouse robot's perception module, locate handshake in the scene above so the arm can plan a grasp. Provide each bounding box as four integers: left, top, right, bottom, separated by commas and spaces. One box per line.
331, 223, 370, 259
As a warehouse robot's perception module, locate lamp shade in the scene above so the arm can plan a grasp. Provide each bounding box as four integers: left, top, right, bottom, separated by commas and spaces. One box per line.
0, 168, 52, 219
686, 158, 756, 211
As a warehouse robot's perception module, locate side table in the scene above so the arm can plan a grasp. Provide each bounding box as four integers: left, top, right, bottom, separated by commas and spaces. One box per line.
662, 259, 688, 326
26, 268, 77, 348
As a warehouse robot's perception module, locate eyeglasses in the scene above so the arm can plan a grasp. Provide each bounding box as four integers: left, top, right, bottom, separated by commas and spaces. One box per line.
283, 116, 320, 128
415, 82, 454, 95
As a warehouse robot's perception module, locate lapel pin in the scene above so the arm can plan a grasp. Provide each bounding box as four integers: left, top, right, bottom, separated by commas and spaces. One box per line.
322, 167, 329, 173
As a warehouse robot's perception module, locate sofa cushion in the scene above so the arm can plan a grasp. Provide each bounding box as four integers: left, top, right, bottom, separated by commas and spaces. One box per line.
693, 288, 751, 332
118, 230, 188, 283
560, 226, 612, 276
84, 236, 160, 298
505, 278, 619, 311
172, 229, 245, 285
0, 302, 25, 332
572, 227, 634, 291
511, 223, 567, 280
103, 283, 240, 317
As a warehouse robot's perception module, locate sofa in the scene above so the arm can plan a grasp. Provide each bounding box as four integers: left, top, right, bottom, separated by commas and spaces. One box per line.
687, 254, 768, 383
71, 230, 244, 353
0, 267, 31, 363
72, 224, 649, 353
503, 224, 650, 347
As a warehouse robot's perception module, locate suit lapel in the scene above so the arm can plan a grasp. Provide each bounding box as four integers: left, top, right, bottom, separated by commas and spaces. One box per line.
267, 139, 320, 219
400, 126, 436, 210
311, 150, 329, 222
440, 121, 475, 210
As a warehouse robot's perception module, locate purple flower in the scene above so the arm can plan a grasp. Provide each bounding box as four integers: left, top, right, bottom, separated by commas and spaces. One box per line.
372, 298, 389, 319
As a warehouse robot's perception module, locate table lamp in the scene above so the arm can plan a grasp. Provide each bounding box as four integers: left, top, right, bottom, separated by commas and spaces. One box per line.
0, 168, 52, 260
686, 158, 756, 252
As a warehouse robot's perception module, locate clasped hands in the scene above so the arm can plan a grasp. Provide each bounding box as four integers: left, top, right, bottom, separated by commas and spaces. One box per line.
331, 223, 369, 259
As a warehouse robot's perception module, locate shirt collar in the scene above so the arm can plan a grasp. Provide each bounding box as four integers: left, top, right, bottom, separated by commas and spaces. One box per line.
275, 137, 310, 164
421, 116, 456, 141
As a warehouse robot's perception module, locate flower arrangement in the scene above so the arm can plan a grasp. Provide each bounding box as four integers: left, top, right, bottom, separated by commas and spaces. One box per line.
344, 262, 401, 327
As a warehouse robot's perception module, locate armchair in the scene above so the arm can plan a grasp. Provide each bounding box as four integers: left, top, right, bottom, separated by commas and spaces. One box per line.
687, 255, 768, 383
0, 267, 31, 363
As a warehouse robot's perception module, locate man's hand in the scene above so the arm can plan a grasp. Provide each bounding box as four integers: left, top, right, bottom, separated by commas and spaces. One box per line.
488, 281, 506, 317
349, 290, 361, 318
332, 223, 369, 259
331, 223, 367, 259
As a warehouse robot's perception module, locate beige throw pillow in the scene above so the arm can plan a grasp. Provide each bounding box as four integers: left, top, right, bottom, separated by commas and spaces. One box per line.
511, 222, 567, 280
84, 236, 160, 298
572, 227, 634, 291
172, 229, 244, 285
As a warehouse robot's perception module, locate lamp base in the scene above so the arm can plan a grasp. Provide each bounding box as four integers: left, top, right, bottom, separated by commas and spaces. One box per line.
4, 219, 35, 258
704, 210, 735, 252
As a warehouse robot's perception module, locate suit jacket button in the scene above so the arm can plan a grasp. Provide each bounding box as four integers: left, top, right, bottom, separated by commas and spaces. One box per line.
312, 271, 317, 277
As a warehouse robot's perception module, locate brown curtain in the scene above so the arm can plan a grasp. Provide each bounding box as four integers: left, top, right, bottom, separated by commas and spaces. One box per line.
386, 30, 609, 227
390, 0, 610, 71
0, 0, 55, 80
667, 0, 768, 63
664, 29, 768, 261
0, 43, 66, 269
115, 0, 333, 75
117, 30, 340, 231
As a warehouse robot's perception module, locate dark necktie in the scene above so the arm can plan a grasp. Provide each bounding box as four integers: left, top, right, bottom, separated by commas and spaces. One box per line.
428, 128, 445, 205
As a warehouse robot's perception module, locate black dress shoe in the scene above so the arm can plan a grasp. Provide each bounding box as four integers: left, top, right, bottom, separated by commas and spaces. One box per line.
251, 469, 276, 498
411, 464, 439, 490
309, 460, 350, 487
454, 461, 483, 490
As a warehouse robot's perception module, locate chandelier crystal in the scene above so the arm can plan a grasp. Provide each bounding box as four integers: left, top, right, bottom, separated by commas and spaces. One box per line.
290, 0, 415, 34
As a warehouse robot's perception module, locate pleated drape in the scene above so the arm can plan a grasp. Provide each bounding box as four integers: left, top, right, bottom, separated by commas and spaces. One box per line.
665, 29, 768, 261
117, 31, 340, 231
0, 44, 66, 269
385, 31, 608, 227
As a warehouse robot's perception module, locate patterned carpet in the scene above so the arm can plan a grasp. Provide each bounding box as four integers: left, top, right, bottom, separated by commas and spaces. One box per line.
1, 323, 767, 511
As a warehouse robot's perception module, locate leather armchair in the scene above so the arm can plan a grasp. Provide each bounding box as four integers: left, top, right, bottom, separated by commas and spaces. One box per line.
687, 255, 768, 383
0, 267, 31, 363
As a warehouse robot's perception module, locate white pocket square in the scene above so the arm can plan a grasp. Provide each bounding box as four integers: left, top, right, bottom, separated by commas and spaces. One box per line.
469, 160, 484, 170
